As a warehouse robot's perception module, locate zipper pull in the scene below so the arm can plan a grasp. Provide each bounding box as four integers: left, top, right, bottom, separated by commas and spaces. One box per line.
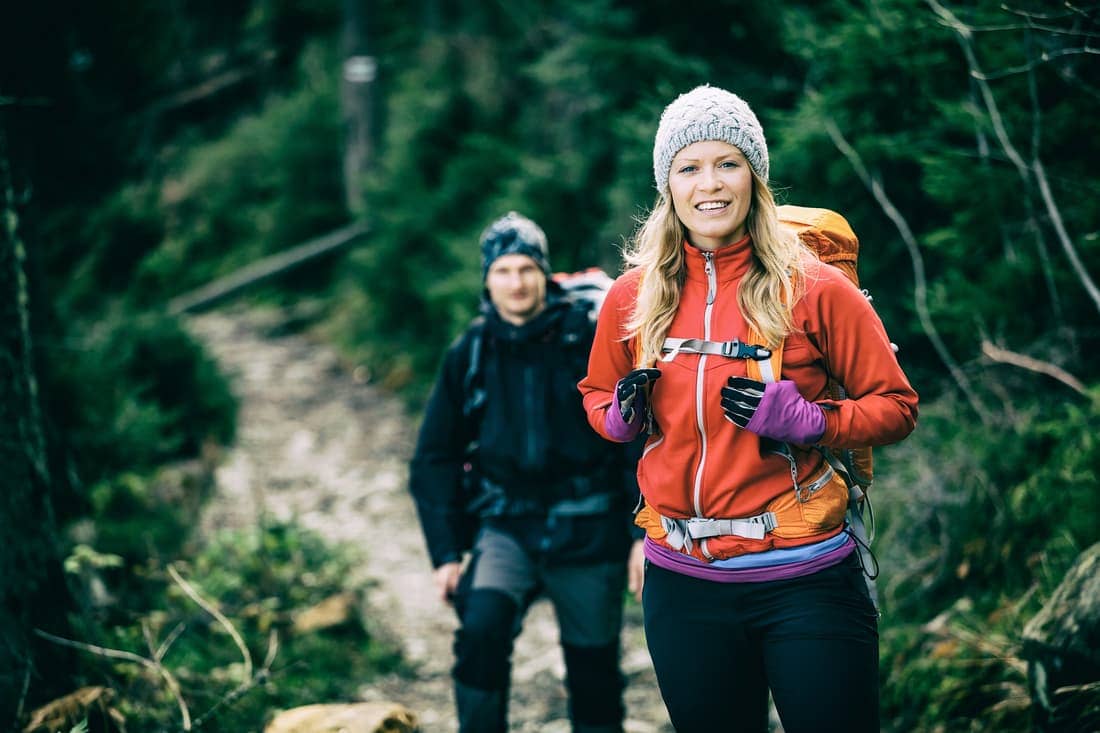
703, 252, 716, 305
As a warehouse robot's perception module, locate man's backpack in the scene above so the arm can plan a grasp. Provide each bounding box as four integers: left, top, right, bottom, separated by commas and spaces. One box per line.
462, 267, 614, 419
746, 204, 881, 581
455, 268, 616, 547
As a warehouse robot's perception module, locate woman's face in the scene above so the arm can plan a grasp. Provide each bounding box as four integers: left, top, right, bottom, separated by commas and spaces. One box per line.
668, 140, 754, 251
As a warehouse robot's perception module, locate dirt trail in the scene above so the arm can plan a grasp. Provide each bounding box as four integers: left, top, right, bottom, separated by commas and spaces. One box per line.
186, 306, 673, 733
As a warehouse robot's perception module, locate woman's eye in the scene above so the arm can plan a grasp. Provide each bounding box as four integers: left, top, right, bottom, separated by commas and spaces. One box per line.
719, 160, 739, 168
677, 164, 697, 174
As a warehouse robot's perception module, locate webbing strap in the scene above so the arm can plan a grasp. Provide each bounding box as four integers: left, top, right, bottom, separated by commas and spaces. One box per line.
661, 337, 771, 362
801, 462, 837, 498
476, 476, 616, 518
767, 440, 834, 505
744, 327, 781, 384
660, 511, 778, 553
548, 492, 614, 517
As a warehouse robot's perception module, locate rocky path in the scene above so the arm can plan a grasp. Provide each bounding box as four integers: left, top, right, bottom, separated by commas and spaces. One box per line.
186, 306, 673, 733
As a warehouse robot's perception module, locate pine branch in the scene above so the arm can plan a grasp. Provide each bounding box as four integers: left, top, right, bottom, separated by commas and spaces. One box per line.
929, 0, 1100, 317
980, 339, 1091, 397
813, 101, 993, 424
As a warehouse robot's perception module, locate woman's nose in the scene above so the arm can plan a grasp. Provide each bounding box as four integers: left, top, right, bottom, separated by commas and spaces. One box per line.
699, 166, 721, 190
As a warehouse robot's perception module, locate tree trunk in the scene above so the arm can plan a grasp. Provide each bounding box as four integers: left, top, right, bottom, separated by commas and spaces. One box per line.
341, 0, 374, 216
0, 121, 73, 726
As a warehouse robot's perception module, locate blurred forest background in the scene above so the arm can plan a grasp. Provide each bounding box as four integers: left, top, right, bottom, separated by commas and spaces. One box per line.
2, 0, 1099, 731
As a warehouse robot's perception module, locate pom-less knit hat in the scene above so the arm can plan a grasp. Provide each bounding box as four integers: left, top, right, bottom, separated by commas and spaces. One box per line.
479, 211, 551, 282
652, 85, 769, 193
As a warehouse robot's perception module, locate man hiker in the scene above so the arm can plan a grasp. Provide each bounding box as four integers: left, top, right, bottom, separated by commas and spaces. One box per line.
408, 211, 641, 733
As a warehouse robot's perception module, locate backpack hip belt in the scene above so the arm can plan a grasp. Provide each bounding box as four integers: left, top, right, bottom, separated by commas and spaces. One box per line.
476, 475, 616, 518
647, 464, 837, 554
659, 512, 778, 553
635, 459, 847, 557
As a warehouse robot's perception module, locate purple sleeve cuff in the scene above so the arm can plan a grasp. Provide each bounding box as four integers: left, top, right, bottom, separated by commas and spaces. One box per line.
604, 391, 644, 442
744, 380, 826, 445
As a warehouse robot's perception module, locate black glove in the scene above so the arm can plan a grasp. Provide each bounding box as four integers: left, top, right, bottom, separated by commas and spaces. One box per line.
721, 376, 826, 444
720, 376, 765, 428
615, 368, 662, 423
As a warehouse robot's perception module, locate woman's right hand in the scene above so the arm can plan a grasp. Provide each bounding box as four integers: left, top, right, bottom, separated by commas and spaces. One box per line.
615, 368, 662, 423
606, 368, 662, 441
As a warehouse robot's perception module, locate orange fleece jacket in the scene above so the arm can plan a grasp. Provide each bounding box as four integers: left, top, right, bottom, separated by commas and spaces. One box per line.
579, 235, 918, 556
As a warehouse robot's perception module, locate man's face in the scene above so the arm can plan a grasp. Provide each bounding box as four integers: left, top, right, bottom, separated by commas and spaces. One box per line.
486, 253, 547, 325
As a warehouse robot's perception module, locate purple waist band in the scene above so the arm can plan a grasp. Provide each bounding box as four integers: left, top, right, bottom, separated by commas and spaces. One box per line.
643, 535, 856, 583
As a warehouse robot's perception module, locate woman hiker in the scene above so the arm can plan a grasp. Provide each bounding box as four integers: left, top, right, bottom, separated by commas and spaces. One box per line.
579, 85, 919, 732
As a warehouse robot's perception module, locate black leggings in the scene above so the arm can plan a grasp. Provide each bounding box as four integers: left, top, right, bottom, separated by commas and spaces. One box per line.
643, 553, 880, 733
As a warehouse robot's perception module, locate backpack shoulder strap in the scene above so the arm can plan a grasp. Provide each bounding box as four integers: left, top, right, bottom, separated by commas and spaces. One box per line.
745, 326, 782, 383
461, 317, 487, 420
748, 205, 860, 383
559, 299, 597, 347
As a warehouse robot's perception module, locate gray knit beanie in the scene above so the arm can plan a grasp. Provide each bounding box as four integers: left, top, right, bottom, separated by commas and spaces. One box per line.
652, 85, 769, 194
479, 211, 551, 282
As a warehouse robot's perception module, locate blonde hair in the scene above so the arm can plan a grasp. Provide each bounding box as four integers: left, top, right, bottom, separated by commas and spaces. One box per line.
623, 170, 807, 367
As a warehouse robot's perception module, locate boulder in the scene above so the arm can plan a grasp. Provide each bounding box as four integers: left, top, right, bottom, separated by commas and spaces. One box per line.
1022, 542, 1100, 731
264, 702, 419, 733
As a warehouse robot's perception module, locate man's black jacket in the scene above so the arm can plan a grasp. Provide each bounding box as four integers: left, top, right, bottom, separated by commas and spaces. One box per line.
409, 293, 640, 568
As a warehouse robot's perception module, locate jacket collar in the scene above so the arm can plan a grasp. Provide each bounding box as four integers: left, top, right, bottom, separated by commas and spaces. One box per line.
682, 233, 753, 284
484, 296, 570, 343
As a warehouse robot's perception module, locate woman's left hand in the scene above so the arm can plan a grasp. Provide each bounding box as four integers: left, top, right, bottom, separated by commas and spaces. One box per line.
627, 539, 645, 602
721, 377, 826, 445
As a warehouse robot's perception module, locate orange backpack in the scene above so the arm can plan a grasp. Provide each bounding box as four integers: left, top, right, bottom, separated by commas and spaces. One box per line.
751, 205, 878, 576
751, 205, 875, 494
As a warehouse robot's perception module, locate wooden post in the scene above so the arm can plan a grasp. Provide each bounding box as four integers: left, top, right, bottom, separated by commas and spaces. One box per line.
341, 0, 375, 217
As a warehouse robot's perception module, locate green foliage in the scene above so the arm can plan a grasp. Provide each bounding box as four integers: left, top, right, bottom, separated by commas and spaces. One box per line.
9, 0, 1100, 728
134, 40, 346, 303
89, 472, 193, 566
60, 183, 166, 314
773, 0, 1100, 397
64, 545, 124, 575
326, 1, 784, 403
880, 610, 1033, 733
67, 521, 402, 732
871, 376, 1100, 730
49, 311, 236, 488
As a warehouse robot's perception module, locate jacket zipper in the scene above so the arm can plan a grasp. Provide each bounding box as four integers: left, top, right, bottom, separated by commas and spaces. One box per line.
692, 251, 717, 519
524, 364, 538, 467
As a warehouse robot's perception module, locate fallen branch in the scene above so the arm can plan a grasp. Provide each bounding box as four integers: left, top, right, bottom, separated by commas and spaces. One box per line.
146, 50, 279, 117
167, 221, 370, 315
34, 629, 191, 729
190, 630, 279, 730
167, 564, 252, 682
155, 621, 188, 663
980, 339, 1091, 397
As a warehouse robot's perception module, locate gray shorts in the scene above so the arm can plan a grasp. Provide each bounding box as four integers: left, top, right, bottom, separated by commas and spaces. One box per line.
467, 526, 627, 647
